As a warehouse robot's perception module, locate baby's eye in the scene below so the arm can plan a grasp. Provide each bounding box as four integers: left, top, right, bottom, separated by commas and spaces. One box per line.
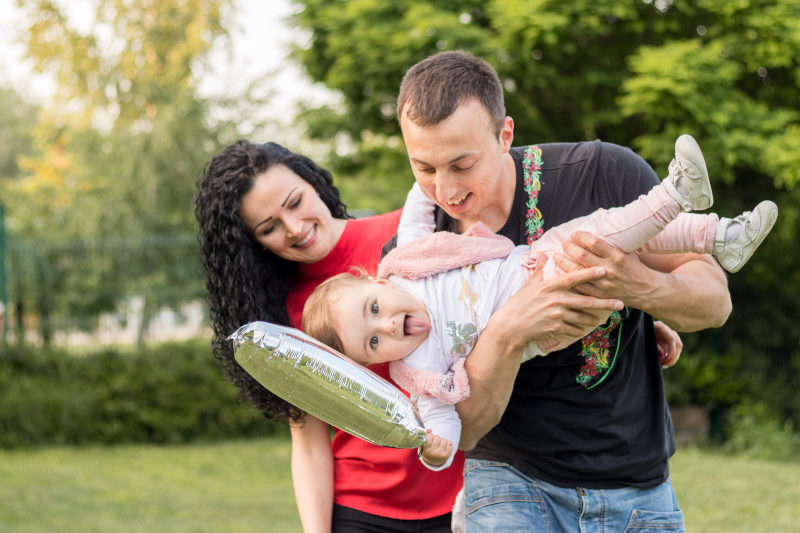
369, 335, 379, 349
370, 302, 379, 315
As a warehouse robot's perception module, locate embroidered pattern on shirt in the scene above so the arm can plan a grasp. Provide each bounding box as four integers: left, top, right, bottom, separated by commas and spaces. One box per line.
576, 310, 623, 388
522, 145, 623, 389
446, 321, 478, 357
523, 145, 544, 245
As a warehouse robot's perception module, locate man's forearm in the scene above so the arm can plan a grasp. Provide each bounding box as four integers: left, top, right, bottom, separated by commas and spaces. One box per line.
635, 254, 731, 332
454, 263, 623, 449
454, 320, 523, 450
561, 232, 732, 332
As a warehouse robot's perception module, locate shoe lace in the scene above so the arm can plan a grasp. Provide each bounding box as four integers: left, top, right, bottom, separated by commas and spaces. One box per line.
674, 158, 698, 180
739, 210, 752, 225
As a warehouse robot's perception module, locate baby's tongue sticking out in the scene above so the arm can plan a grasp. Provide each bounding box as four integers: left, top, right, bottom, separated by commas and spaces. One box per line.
404, 315, 431, 336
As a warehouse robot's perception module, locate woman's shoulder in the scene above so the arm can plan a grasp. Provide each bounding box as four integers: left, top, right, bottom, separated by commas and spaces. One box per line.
351, 208, 402, 227
345, 209, 402, 239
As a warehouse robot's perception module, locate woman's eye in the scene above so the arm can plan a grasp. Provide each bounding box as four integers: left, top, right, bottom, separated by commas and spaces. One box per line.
369, 335, 379, 349
290, 196, 301, 208
370, 302, 379, 314
261, 224, 275, 236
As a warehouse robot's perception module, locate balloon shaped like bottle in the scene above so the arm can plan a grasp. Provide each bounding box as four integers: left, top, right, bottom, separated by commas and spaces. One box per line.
229, 321, 426, 449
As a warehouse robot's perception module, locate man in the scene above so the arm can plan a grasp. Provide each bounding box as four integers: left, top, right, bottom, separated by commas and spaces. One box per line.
396, 51, 730, 532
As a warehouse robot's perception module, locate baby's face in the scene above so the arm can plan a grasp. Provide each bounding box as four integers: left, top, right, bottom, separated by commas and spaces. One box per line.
331, 279, 431, 365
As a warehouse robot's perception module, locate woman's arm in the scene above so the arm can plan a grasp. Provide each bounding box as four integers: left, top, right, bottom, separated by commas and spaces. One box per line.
290, 415, 334, 533
455, 257, 624, 449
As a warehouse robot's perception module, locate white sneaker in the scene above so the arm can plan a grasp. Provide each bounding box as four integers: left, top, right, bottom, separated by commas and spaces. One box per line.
713, 200, 778, 273
662, 134, 713, 211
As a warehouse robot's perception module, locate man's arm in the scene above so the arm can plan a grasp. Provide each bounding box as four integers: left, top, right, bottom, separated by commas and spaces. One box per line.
558, 231, 731, 331
455, 258, 624, 450
636, 253, 731, 331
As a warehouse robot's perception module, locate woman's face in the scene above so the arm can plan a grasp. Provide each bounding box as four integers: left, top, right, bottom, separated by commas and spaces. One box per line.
239, 164, 346, 264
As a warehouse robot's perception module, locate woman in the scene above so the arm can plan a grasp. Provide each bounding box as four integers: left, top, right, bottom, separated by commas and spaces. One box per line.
194, 140, 464, 532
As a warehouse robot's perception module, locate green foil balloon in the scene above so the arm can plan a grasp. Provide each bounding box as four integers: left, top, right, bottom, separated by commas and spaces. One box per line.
230, 321, 426, 449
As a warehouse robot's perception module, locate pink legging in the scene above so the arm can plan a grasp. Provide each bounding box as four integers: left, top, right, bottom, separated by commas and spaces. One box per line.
532, 183, 718, 279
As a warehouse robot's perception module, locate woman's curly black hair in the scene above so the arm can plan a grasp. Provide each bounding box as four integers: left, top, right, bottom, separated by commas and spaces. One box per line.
194, 140, 348, 422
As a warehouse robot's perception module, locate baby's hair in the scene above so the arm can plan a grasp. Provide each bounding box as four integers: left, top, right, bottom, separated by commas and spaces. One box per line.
302, 267, 373, 356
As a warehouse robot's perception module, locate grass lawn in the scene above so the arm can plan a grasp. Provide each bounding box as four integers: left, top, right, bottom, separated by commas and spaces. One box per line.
672, 447, 800, 532
1, 438, 798, 532
0, 438, 301, 533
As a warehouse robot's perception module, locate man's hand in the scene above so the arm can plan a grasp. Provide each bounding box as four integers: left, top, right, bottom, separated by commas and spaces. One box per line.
420, 429, 453, 467
554, 231, 657, 308
554, 231, 731, 331
495, 252, 625, 351
456, 253, 624, 449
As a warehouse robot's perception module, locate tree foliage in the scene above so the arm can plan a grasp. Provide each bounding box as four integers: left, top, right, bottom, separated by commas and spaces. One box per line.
290, 0, 800, 424
292, 0, 800, 191
0, 87, 38, 183
3, 0, 251, 341
12, 0, 233, 236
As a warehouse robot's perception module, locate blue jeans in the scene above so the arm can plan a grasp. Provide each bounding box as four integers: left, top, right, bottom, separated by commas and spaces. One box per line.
463, 459, 685, 533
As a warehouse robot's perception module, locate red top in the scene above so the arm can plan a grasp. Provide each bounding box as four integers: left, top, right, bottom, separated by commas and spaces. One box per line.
286, 210, 464, 520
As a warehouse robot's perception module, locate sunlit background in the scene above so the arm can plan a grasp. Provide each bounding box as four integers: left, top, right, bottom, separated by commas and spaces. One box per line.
0, 1, 798, 531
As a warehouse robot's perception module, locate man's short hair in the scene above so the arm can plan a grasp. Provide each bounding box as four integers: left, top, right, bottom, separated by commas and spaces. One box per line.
397, 51, 506, 136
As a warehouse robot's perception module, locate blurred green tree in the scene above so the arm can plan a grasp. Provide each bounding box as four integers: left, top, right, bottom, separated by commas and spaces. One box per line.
290, 0, 800, 424
0, 87, 38, 182
5, 0, 249, 343
0, 87, 39, 347
292, 0, 800, 196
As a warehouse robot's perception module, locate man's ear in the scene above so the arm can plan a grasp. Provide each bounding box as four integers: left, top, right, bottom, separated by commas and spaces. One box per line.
499, 116, 514, 152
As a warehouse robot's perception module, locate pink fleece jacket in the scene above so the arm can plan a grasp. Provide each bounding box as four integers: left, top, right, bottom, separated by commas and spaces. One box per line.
377, 222, 515, 280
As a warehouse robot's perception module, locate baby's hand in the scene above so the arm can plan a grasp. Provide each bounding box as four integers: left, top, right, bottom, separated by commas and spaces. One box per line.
519, 250, 537, 278
420, 429, 453, 467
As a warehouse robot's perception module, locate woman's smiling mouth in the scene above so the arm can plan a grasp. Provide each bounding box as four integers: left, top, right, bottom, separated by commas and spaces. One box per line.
294, 225, 316, 248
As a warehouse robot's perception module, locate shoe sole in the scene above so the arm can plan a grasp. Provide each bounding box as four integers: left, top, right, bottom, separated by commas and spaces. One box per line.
725, 200, 778, 273
675, 134, 713, 210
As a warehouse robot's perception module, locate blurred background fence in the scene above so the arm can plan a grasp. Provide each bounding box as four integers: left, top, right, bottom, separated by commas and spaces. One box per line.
0, 203, 289, 448
1, 223, 206, 349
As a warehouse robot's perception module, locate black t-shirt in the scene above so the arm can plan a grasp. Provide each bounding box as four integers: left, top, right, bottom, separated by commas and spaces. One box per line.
435, 141, 675, 488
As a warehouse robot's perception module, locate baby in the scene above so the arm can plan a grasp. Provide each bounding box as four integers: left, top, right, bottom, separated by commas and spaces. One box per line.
303, 135, 777, 469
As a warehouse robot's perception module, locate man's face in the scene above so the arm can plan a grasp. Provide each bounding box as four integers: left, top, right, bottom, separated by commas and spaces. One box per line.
399, 99, 514, 228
